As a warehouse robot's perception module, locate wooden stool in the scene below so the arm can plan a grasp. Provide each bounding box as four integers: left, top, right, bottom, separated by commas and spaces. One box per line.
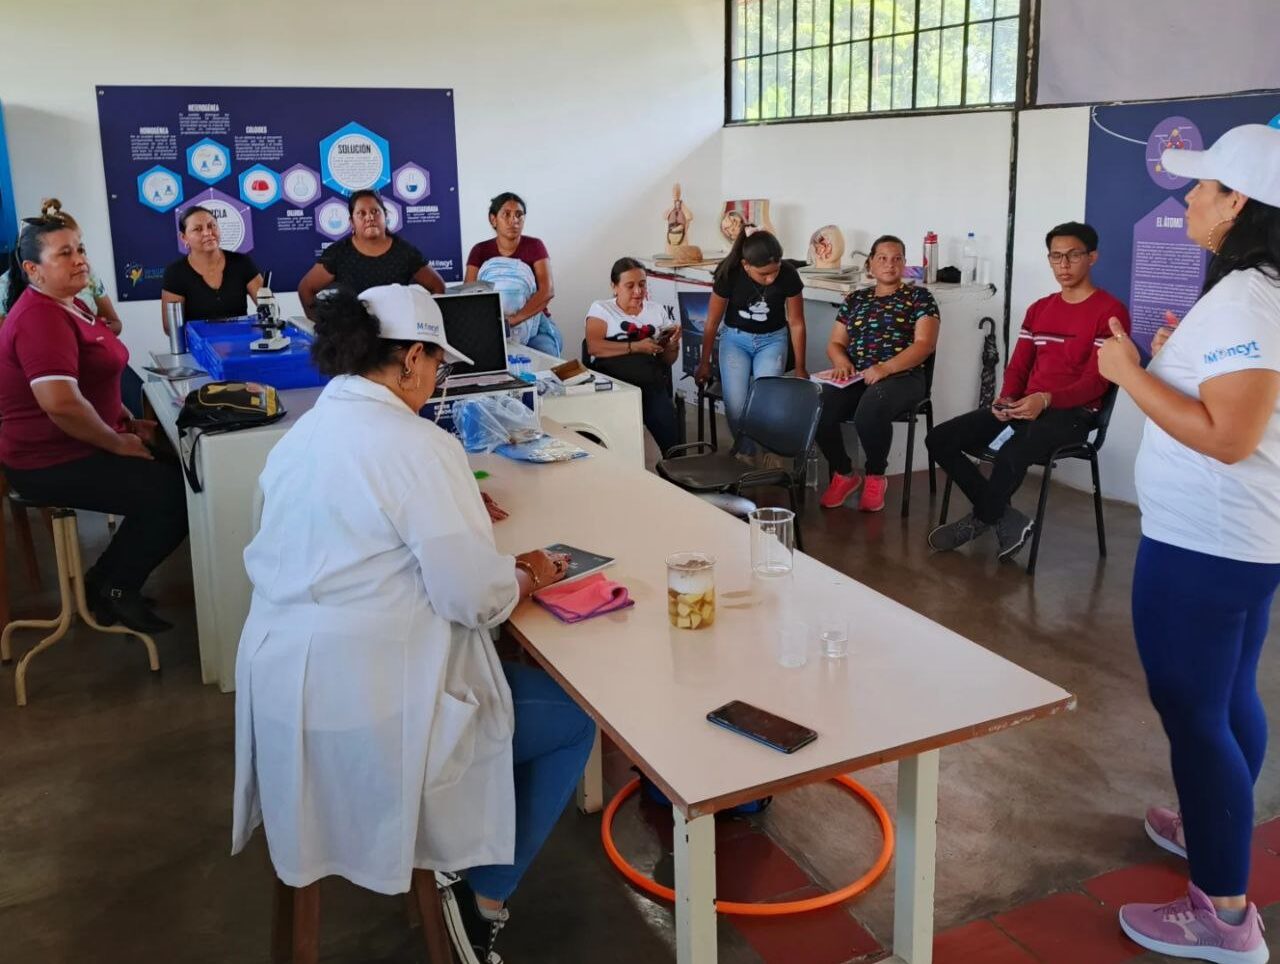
271, 869, 455, 964
0, 504, 160, 706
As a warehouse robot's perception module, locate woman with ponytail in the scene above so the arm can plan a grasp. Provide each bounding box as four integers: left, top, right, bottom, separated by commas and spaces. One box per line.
0, 216, 187, 633
1098, 124, 1280, 963
694, 228, 807, 454
1, 199, 122, 333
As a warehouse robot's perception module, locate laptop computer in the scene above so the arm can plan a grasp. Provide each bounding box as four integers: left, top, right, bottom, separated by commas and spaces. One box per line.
433, 290, 523, 393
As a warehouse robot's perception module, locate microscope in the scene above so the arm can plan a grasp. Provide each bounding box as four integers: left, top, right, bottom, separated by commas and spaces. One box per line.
250, 271, 291, 352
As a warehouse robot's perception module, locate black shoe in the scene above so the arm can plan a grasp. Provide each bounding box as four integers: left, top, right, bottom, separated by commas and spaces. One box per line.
436, 873, 506, 964
995, 507, 1035, 561
84, 570, 157, 609
93, 588, 173, 634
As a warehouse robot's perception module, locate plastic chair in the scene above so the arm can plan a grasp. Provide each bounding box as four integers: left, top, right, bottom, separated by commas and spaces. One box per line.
272, 870, 452, 964
655, 376, 823, 550
892, 352, 937, 518
0, 493, 159, 706
938, 384, 1119, 576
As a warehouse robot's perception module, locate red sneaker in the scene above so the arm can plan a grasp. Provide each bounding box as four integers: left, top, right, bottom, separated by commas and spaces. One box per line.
819, 472, 862, 508
859, 474, 888, 512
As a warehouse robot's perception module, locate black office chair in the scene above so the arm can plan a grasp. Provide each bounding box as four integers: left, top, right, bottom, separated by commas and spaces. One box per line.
656, 377, 823, 550
893, 352, 937, 518
938, 384, 1119, 576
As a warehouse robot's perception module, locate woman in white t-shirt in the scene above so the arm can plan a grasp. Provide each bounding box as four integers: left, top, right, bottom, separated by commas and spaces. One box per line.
1098, 124, 1280, 964
584, 257, 681, 454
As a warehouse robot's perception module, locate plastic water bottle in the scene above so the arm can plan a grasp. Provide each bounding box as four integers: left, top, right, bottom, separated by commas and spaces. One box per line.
806, 448, 820, 489
962, 232, 978, 284
508, 353, 520, 375
923, 231, 938, 284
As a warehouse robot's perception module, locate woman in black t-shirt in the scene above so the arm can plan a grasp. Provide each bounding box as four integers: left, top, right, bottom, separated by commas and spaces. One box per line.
693, 229, 807, 453
297, 190, 444, 319
160, 206, 263, 328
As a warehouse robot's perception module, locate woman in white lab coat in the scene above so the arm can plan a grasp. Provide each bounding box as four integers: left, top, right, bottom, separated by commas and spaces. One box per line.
231, 283, 596, 964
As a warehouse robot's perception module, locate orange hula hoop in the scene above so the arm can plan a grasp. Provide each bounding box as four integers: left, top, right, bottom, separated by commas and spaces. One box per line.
600, 775, 895, 916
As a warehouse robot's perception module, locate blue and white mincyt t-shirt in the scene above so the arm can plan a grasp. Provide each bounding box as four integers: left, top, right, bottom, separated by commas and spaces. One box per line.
1135, 267, 1280, 562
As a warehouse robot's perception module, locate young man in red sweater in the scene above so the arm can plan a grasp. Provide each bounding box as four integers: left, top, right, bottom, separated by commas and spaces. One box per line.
926, 221, 1130, 560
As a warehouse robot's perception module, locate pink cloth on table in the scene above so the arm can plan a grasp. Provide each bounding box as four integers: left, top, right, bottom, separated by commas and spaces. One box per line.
534, 572, 633, 623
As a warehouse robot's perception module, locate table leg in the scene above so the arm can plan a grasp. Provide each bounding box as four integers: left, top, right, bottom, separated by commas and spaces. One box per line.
891, 749, 940, 964
575, 729, 603, 814
673, 807, 717, 964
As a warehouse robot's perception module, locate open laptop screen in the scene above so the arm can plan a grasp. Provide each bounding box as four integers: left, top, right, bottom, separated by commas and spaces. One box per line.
435, 290, 508, 379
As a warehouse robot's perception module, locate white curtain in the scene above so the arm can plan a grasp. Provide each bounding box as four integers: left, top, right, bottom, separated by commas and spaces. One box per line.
1037, 0, 1280, 106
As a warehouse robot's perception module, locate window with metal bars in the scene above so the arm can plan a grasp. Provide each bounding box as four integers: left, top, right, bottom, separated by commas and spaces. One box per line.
727, 0, 1024, 123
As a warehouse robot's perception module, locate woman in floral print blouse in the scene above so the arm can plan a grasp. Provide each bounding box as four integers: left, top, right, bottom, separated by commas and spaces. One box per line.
816, 235, 940, 513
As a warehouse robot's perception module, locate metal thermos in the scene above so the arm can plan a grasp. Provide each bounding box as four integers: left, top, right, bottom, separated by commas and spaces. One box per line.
923, 231, 939, 284
166, 302, 187, 355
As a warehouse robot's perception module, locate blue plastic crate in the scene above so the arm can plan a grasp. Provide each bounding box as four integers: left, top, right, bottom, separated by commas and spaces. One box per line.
186, 319, 328, 390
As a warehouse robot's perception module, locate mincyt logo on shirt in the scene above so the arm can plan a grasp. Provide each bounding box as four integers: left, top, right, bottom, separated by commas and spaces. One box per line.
1204, 340, 1262, 365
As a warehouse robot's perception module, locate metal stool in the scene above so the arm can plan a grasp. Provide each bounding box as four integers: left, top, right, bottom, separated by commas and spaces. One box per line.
0, 502, 159, 706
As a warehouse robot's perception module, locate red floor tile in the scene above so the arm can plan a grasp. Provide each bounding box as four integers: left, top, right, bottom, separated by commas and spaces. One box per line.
1254, 817, 1280, 856
993, 891, 1141, 964
1083, 860, 1187, 908
731, 886, 881, 964
714, 830, 812, 902
934, 919, 1038, 964
1248, 844, 1280, 906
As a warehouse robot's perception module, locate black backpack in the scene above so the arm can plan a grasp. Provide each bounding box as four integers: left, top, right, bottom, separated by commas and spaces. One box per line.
176, 381, 286, 492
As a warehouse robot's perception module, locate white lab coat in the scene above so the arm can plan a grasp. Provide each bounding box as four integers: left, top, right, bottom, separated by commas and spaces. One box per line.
231, 374, 520, 895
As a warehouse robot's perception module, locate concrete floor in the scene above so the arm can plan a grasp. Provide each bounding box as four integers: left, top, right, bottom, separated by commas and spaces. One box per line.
2, 455, 1277, 963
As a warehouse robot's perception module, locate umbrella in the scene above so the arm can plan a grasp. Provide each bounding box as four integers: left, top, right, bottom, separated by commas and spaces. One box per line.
978, 316, 999, 409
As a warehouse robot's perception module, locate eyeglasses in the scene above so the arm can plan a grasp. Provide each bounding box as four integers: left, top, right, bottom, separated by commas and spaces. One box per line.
1047, 250, 1089, 265
435, 360, 454, 384
21, 215, 69, 228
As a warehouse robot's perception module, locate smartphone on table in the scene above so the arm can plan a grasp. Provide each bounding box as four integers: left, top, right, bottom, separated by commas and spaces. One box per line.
706, 700, 818, 754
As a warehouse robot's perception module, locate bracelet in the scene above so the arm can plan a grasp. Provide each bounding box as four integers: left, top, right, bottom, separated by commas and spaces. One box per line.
515, 559, 541, 589
1041, 392, 1052, 411
627, 342, 633, 354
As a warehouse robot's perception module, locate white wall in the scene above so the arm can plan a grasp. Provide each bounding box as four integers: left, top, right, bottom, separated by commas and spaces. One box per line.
1012, 106, 1145, 503
1, 0, 726, 363
722, 111, 1013, 473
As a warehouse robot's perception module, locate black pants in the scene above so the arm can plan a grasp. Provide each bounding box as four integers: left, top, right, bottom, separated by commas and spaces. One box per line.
925, 407, 1094, 525
6, 452, 189, 592
592, 356, 681, 457
814, 369, 926, 476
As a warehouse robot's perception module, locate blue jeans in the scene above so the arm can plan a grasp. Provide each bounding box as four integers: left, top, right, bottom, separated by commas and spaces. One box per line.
518, 313, 564, 358
1133, 536, 1280, 896
466, 662, 596, 901
717, 325, 789, 455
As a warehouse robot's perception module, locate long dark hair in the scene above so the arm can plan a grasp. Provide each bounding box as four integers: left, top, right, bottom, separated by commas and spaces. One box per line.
310, 286, 422, 377
5, 217, 75, 314
177, 205, 215, 233
713, 229, 784, 286
1204, 193, 1280, 294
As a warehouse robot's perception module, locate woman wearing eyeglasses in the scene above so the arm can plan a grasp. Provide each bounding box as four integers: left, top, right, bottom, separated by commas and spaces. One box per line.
927, 221, 1129, 560
297, 190, 445, 320
233, 283, 594, 964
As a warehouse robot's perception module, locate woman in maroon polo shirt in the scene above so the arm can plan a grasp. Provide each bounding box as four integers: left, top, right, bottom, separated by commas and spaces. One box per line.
0, 216, 187, 633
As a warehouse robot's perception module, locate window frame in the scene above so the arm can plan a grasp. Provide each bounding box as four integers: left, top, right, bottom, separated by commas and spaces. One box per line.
723, 0, 1034, 126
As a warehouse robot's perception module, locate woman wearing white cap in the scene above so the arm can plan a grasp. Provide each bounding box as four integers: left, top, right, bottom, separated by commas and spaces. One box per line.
231, 283, 595, 964
1099, 125, 1280, 962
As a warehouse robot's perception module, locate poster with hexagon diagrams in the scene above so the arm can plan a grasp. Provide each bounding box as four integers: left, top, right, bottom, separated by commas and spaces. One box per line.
95, 85, 460, 301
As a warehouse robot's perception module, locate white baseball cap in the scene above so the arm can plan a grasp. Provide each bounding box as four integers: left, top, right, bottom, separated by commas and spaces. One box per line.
1162, 124, 1280, 208
357, 284, 474, 366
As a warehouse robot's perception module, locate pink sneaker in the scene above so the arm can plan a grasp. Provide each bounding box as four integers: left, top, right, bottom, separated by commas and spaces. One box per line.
1119, 883, 1269, 963
820, 472, 862, 508
859, 474, 888, 512
1146, 805, 1188, 859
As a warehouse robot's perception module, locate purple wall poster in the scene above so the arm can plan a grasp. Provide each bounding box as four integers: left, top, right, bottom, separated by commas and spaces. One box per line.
96, 86, 462, 301
1129, 197, 1206, 351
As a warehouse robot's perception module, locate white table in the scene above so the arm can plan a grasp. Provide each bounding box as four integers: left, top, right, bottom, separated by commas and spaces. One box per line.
477, 426, 1074, 964
142, 350, 644, 691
